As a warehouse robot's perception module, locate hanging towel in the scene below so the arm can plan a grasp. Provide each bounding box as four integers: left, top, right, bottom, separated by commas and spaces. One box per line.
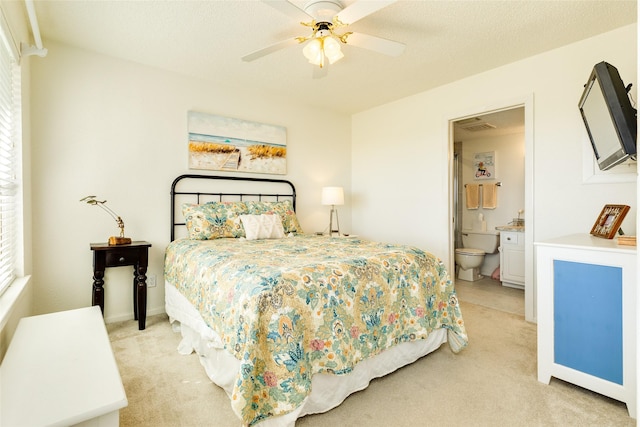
482, 183, 498, 209
465, 184, 479, 209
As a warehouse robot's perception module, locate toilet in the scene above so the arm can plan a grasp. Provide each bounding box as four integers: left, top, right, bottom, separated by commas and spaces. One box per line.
455, 230, 500, 281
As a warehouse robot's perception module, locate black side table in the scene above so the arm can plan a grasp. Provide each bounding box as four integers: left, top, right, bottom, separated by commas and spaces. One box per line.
90, 241, 152, 330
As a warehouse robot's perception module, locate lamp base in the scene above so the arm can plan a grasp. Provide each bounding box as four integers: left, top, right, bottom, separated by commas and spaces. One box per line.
328, 207, 340, 237
108, 236, 132, 246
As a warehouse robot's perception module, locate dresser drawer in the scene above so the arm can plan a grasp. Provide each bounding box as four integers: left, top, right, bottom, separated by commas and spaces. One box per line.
104, 248, 141, 266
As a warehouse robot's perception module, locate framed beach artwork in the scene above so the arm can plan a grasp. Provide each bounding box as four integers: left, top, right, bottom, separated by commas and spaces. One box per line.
473, 151, 496, 180
187, 111, 287, 175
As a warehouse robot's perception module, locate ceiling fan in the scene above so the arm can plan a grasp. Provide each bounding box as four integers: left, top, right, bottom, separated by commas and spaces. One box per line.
241, 0, 405, 69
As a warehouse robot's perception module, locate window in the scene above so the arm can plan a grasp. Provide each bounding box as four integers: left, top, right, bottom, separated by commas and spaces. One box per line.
0, 16, 20, 296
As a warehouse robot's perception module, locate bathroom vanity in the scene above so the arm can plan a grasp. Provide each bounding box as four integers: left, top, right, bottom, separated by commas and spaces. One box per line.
496, 226, 524, 289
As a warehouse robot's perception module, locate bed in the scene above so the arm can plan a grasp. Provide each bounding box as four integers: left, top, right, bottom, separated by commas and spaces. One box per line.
164, 174, 468, 426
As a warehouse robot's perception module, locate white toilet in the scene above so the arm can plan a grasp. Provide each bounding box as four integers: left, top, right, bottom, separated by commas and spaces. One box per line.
455, 230, 500, 281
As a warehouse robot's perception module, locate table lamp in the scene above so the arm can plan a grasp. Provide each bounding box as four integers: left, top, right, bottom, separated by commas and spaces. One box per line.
321, 186, 344, 236
80, 196, 132, 245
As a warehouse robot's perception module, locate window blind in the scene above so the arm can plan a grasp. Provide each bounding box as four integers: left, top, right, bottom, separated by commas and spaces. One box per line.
0, 21, 19, 296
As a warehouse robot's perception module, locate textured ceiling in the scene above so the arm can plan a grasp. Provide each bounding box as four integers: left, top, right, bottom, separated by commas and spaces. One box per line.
33, 0, 637, 115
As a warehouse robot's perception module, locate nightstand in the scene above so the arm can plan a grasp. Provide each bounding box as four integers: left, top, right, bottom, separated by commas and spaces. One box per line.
90, 241, 152, 330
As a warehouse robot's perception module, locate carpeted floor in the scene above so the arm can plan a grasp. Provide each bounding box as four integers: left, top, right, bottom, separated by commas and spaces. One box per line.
107, 301, 635, 427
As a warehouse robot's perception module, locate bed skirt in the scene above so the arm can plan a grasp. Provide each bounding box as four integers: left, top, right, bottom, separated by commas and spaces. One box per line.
165, 282, 448, 426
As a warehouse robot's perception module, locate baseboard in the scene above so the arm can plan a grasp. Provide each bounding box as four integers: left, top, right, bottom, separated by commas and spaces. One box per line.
104, 306, 166, 324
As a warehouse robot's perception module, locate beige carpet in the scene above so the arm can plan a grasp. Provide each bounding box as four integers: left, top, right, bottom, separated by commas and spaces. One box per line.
107, 302, 635, 427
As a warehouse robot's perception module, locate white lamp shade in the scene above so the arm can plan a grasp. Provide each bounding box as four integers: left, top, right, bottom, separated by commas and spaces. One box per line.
321, 187, 344, 206
323, 37, 344, 64
303, 38, 323, 65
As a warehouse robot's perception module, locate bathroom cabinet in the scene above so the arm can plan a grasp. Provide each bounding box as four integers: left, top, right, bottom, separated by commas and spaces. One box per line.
499, 230, 524, 288
535, 234, 636, 418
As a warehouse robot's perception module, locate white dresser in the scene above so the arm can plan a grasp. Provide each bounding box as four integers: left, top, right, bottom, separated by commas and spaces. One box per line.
1, 306, 128, 426
535, 234, 636, 418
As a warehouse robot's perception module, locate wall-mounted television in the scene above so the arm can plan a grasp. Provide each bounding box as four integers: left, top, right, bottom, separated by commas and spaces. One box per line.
578, 61, 637, 171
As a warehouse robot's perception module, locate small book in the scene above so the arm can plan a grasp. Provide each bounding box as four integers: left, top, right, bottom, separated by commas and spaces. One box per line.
617, 236, 636, 246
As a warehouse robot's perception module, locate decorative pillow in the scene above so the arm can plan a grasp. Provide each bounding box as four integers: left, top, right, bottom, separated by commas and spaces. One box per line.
239, 214, 286, 240
182, 201, 248, 239
245, 200, 304, 234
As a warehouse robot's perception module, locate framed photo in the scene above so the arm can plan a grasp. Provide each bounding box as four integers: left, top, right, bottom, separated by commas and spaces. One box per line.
473, 151, 495, 180
590, 204, 630, 239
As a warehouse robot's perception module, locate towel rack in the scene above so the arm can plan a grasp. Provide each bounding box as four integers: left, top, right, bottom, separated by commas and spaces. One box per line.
464, 182, 502, 187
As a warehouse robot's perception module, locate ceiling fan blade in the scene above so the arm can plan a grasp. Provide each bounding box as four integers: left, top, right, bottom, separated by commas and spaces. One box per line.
336, 0, 397, 25
262, 0, 313, 22
241, 38, 299, 62
345, 32, 405, 57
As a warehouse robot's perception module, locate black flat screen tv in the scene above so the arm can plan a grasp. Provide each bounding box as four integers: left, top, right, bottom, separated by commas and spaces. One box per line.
578, 61, 637, 171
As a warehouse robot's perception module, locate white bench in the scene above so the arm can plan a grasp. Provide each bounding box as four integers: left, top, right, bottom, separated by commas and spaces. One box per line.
1, 306, 128, 426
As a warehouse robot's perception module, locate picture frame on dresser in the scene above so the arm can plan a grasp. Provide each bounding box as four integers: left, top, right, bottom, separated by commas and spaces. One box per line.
590, 204, 630, 239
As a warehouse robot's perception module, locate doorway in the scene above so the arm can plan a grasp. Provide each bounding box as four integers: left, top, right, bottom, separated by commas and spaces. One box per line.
448, 96, 535, 322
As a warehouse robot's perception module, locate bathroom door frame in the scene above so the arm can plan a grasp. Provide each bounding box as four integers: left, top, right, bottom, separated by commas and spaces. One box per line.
447, 94, 536, 323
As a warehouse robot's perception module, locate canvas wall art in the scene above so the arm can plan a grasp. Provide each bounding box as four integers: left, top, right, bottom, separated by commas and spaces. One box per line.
187, 111, 287, 175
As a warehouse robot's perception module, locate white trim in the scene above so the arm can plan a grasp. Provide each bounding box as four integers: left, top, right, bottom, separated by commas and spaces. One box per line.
581, 134, 637, 184
24, 0, 43, 49
21, 0, 47, 58
0, 275, 31, 331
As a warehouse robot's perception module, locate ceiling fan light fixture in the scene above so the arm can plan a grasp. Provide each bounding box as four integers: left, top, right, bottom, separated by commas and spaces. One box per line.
302, 37, 324, 65
302, 35, 343, 68
244, 1, 404, 70
323, 36, 344, 64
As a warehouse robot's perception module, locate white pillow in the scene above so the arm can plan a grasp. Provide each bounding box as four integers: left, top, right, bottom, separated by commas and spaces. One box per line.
240, 214, 286, 240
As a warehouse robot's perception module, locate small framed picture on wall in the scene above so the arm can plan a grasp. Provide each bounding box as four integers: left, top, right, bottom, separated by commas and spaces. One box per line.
590, 204, 630, 239
473, 151, 495, 180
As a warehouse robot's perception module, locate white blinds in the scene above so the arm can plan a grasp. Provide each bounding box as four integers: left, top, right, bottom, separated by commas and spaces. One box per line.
0, 24, 19, 296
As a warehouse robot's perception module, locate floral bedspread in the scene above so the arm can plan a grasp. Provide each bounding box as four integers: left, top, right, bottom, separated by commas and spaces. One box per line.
164, 235, 468, 426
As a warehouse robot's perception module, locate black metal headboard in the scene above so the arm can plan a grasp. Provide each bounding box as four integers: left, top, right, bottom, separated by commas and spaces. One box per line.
170, 174, 297, 241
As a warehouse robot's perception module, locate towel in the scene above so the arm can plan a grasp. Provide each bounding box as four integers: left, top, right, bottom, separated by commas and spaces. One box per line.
465, 184, 479, 209
482, 183, 498, 209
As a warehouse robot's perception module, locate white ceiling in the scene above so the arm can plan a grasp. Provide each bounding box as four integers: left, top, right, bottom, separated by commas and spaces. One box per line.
32, 0, 637, 115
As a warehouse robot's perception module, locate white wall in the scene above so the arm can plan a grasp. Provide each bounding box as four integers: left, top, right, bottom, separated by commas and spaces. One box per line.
352, 24, 637, 265
30, 41, 351, 321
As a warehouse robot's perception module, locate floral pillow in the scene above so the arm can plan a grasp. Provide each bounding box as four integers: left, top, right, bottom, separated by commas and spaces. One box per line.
182, 201, 248, 239
245, 200, 303, 234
